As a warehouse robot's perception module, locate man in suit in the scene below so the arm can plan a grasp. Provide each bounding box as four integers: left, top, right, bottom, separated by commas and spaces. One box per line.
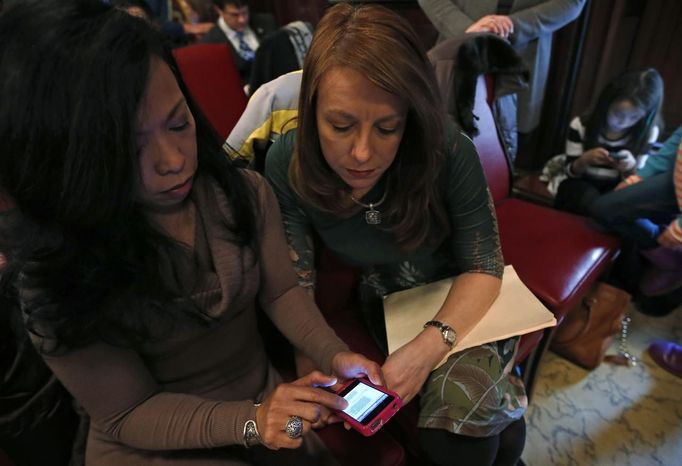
418, 0, 586, 139
201, 0, 274, 89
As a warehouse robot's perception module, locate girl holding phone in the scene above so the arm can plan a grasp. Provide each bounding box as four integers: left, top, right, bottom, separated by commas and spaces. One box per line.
554, 69, 663, 215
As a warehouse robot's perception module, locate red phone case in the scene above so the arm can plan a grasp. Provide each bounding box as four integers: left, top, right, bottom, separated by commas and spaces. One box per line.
334, 378, 403, 437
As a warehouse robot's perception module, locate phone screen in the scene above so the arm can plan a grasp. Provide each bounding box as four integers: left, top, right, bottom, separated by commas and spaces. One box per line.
338, 380, 395, 425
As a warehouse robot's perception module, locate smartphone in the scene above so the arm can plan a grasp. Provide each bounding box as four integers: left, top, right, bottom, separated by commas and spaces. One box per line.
334, 378, 402, 437
609, 151, 627, 160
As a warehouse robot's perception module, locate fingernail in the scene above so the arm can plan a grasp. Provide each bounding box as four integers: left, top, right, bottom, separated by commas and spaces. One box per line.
338, 397, 348, 409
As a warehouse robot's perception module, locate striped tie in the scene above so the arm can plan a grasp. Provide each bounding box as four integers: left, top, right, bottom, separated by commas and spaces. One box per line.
236, 31, 255, 62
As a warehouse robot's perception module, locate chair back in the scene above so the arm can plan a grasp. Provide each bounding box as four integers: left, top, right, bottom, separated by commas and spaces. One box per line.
173, 44, 247, 140
470, 75, 511, 204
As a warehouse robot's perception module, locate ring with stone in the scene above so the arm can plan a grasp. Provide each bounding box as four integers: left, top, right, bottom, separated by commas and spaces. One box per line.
285, 415, 304, 439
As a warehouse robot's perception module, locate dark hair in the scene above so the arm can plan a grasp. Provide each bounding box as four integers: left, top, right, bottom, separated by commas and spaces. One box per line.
212, 0, 249, 9
584, 68, 664, 155
111, 0, 153, 20
0, 0, 259, 353
290, 3, 448, 250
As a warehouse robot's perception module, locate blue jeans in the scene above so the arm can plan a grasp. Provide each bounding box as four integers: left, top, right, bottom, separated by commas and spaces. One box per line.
589, 172, 679, 249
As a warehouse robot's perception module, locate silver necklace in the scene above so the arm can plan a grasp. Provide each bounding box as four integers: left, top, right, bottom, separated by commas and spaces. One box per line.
350, 188, 388, 225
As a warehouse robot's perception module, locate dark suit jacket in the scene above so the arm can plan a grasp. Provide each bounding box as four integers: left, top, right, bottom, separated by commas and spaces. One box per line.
201, 13, 276, 85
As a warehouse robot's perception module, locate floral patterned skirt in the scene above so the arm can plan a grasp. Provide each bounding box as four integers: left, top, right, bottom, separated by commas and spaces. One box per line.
418, 338, 527, 437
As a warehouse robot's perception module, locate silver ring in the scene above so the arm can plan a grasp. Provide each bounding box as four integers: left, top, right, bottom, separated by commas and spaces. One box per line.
285, 415, 304, 439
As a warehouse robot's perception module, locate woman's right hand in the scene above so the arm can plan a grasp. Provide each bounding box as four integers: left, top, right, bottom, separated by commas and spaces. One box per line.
466, 15, 514, 38
255, 371, 348, 450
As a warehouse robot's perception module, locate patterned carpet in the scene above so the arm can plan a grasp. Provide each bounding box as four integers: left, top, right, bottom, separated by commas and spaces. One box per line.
522, 304, 682, 466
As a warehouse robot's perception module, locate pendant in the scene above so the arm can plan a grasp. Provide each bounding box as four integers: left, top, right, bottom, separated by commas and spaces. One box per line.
365, 206, 381, 225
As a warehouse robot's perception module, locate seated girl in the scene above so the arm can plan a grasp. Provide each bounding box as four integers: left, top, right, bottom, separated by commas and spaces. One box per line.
590, 125, 682, 297
553, 69, 663, 215
0, 1, 382, 464
265, 4, 526, 466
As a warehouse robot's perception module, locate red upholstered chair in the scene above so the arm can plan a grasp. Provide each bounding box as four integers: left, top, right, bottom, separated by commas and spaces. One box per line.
172, 44, 247, 140
471, 75, 621, 392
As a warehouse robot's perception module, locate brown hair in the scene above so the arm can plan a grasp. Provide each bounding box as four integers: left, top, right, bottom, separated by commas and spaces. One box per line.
212, 0, 249, 8
289, 2, 449, 250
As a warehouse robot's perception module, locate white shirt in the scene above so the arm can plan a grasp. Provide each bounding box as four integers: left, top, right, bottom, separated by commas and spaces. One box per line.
217, 16, 259, 53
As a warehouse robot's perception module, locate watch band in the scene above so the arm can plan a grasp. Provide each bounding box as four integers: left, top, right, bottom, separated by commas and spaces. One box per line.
423, 320, 456, 348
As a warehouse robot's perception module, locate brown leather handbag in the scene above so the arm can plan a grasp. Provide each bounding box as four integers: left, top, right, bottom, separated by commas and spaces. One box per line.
550, 282, 631, 370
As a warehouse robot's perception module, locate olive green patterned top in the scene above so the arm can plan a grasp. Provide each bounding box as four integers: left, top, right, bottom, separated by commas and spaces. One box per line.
265, 124, 503, 308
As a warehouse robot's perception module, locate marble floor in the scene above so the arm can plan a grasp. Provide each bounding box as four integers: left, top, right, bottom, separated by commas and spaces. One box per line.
522, 304, 682, 466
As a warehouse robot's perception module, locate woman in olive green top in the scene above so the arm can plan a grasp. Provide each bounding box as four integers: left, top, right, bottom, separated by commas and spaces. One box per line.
265, 3, 527, 465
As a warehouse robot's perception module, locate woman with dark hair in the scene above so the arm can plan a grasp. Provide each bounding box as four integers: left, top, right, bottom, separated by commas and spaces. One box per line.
554, 68, 663, 215
265, 3, 526, 465
0, 0, 382, 464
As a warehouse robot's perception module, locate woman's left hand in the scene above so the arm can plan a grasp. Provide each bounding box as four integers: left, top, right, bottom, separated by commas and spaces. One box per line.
382, 331, 447, 404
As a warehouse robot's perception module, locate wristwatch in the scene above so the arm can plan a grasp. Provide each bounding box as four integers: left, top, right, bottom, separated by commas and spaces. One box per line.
243, 404, 262, 448
423, 320, 457, 348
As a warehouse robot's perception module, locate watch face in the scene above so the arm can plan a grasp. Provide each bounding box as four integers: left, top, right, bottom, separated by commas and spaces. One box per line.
444, 329, 456, 345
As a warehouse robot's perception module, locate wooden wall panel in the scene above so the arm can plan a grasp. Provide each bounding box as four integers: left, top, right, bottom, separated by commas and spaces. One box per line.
629, 0, 682, 137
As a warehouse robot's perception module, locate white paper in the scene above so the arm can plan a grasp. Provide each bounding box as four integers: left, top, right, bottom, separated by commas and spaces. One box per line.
383, 265, 556, 369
